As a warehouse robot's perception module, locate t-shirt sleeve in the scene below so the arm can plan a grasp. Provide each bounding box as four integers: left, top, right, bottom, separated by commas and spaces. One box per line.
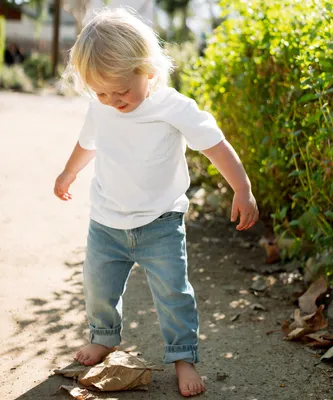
168, 96, 225, 151
78, 102, 96, 150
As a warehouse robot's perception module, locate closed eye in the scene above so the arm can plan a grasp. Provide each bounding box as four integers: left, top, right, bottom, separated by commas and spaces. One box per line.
119, 89, 130, 96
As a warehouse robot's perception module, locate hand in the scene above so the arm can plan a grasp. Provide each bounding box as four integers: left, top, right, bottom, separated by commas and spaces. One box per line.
54, 170, 76, 201
231, 189, 259, 231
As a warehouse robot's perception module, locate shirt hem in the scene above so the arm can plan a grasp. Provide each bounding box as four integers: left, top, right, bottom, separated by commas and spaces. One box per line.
90, 204, 189, 230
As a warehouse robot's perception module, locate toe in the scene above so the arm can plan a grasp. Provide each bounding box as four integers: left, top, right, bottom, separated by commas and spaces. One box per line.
78, 355, 85, 364
84, 356, 96, 366
196, 384, 203, 394
180, 385, 191, 397
189, 382, 197, 394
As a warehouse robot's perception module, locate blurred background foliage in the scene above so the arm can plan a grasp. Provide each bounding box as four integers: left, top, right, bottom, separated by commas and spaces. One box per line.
180, 0, 333, 268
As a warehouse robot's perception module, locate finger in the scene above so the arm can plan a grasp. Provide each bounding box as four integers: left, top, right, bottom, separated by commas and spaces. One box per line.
246, 220, 256, 230
56, 190, 65, 199
55, 189, 62, 199
243, 210, 257, 230
231, 203, 239, 223
237, 212, 252, 230
244, 218, 256, 230
244, 208, 260, 230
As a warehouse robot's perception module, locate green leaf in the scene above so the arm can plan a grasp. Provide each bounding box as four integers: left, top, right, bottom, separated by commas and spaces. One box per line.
324, 210, 333, 220
289, 220, 300, 226
280, 206, 288, 220
309, 206, 319, 216
298, 93, 318, 103
288, 170, 306, 177
324, 87, 333, 95
305, 112, 322, 126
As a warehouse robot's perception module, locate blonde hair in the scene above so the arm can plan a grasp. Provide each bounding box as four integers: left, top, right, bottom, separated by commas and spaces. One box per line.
63, 7, 173, 94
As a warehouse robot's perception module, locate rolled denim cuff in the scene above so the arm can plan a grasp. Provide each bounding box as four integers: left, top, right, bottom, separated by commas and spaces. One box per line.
163, 344, 199, 364
89, 324, 122, 348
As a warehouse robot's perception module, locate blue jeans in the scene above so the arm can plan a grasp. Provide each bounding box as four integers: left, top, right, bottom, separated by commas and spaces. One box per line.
83, 212, 199, 364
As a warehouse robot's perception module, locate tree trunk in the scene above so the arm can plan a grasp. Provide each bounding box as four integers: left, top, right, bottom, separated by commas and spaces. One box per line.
181, 4, 189, 41
51, 0, 61, 77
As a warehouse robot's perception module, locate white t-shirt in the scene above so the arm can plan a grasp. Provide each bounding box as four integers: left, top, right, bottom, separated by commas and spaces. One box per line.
79, 87, 224, 229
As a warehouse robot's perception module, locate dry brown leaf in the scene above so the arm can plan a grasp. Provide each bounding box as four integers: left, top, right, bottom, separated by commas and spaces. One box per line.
259, 238, 281, 264
298, 276, 327, 314
55, 351, 161, 392
322, 333, 333, 341
305, 332, 328, 340
60, 385, 96, 399
292, 308, 309, 329
282, 305, 328, 341
303, 332, 333, 348
282, 320, 292, 336
304, 304, 328, 332
285, 327, 308, 341
321, 346, 333, 361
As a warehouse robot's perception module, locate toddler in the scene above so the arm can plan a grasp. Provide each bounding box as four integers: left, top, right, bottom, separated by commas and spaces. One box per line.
54, 7, 259, 397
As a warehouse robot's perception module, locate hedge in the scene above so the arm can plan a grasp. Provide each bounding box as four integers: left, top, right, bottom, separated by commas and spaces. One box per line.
181, 0, 333, 265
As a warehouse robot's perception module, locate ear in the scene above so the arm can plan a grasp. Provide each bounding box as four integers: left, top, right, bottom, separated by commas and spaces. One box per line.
148, 73, 154, 80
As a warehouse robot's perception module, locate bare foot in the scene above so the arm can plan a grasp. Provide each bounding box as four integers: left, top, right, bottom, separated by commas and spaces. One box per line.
74, 343, 117, 366
175, 360, 205, 397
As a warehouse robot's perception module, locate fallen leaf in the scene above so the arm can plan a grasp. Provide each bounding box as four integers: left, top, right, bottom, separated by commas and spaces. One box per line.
292, 308, 308, 329
320, 346, 333, 362
304, 331, 333, 348
285, 327, 308, 341
282, 320, 292, 336
259, 237, 281, 264
303, 305, 328, 332
322, 333, 333, 341
298, 276, 327, 314
60, 386, 96, 399
55, 351, 162, 392
283, 305, 328, 341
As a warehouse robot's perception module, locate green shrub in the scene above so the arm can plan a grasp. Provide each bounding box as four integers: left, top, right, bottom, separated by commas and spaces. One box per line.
165, 41, 198, 91
181, 0, 333, 265
165, 42, 198, 90
23, 52, 52, 87
0, 65, 34, 92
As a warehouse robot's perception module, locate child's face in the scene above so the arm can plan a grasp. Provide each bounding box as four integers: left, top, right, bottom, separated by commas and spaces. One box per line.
87, 72, 153, 113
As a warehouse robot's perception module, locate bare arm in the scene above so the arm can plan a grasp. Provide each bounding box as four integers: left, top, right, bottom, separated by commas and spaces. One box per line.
54, 141, 96, 201
202, 139, 259, 230
202, 139, 251, 192
64, 141, 96, 175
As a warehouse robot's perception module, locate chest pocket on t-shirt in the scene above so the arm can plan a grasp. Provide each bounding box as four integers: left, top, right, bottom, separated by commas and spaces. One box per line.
133, 121, 170, 162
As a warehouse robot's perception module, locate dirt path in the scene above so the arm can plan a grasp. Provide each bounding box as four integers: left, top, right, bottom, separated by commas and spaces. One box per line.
1, 92, 332, 400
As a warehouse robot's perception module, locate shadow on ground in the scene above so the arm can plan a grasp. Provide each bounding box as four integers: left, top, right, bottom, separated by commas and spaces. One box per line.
3, 217, 333, 400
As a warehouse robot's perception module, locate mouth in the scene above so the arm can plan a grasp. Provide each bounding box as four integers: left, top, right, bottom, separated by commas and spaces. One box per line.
117, 104, 128, 111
